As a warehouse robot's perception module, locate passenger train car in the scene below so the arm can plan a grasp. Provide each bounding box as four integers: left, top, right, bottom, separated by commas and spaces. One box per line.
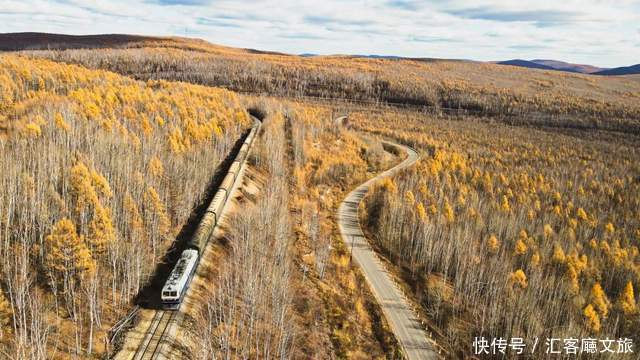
160, 119, 260, 310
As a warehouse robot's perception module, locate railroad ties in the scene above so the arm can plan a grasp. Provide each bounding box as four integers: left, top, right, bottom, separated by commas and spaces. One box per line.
125, 116, 261, 360
132, 311, 176, 360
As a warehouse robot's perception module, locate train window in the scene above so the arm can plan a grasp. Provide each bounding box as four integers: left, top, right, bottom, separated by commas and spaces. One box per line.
163, 291, 170, 297
171, 291, 177, 297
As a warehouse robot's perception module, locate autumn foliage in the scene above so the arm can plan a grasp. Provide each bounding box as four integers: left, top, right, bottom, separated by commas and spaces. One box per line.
0, 54, 250, 357
358, 108, 640, 355
19, 37, 640, 134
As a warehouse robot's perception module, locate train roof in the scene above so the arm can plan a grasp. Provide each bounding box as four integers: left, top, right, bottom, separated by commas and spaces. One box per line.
163, 249, 198, 291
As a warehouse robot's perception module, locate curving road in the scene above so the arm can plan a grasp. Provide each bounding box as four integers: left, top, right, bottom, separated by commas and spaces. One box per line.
337, 141, 439, 360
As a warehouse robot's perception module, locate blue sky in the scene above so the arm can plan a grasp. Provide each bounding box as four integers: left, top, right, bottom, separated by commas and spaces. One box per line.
1, 0, 639, 67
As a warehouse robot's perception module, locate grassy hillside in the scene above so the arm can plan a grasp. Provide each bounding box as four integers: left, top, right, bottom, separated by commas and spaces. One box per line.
11, 34, 640, 131
0, 54, 250, 358
0, 32, 159, 51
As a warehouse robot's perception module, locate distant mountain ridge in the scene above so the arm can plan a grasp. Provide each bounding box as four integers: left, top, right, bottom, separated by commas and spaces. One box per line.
2, 32, 639, 76
530, 59, 604, 74
593, 64, 640, 76
0, 32, 159, 50
496, 59, 606, 73
496, 59, 556, 71
497, 58, 640, 76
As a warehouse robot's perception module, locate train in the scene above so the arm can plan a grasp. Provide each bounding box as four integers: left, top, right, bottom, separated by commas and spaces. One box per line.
161, 249, 198, 309
161, 119, 260, 310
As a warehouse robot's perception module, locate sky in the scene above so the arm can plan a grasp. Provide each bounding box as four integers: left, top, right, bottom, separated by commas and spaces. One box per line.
1, 0, 639, 67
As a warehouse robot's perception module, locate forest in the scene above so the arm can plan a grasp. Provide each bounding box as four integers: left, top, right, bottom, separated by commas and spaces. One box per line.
180, 101, 403, 359
0, 34, 638, 358
17, 37, 640, 134
0, 54, 250, 358
355, 109, 640, 358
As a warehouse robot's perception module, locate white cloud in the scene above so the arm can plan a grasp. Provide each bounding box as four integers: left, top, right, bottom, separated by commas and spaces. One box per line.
0, 0, 638, 67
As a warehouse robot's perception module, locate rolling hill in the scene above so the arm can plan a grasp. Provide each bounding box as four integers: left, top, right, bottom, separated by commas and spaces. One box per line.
0, 32, 161, 50
4, 32, 640, 130
496, 59, 557, 71
497, 59, 607, 74
594, 64, 640, 76
530, 59, 605, 74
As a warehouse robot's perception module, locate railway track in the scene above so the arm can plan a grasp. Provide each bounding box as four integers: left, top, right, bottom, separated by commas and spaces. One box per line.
121, 118, 261, 360
132, 310, 176, 360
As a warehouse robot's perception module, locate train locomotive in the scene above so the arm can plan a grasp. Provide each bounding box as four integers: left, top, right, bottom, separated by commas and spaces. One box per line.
160, 249, 198, 309
161, 120, 260, 309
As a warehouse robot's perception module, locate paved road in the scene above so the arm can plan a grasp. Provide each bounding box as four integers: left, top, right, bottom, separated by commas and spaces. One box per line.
337, 141, 439, 360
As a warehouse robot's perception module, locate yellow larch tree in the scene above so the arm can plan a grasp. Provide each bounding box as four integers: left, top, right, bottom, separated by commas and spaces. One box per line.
487, 234, 500, 254
44, 218, 95, 289
168, 128, 188, 154
0, 289, 12, 339
443, 197, 454, 223
404, 190, 415, 205
509, 269, 528, 289
552, 243, 566, 264
90, 168, 112, 199
145, 186, 171, 235
531, 251, 541, 267
566, 264, 580, 295
576, 207, 589, 222
605, 222, 615, 235
381, 178, 397, 194
124, 193, 144, 237
149, 156, 164, 178
600, 240, 611, 255
155, 115, 165, 127
590, 283, 610, 318
618, 281, 637, 315
54, 112, 71, 132
22, 122, 42, 138
69, 161, 99, 213
583, 304, 601, 333
514, 238, 528, 256
88, 205, 116, 255
416, 202, 427, 221
500, 195, 510, 212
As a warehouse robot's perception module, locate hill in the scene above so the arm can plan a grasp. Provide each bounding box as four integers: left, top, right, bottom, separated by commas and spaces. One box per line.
497, 59, 607, 74
0, 32, 161, 50
0, 32, 258, 54
594, 64, 640, 76
496, 59, 556, 71
5, 32, 640, 130
530, 59, 605, 74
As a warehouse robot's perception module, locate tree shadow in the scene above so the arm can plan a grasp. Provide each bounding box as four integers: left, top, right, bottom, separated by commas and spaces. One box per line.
134, 125, 255, 309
